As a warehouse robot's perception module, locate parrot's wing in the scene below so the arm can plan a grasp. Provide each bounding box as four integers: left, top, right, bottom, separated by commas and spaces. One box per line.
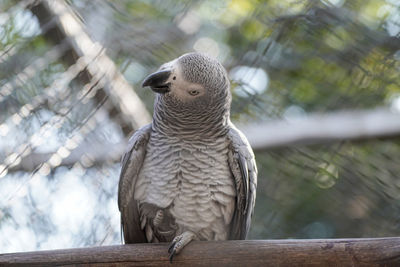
227, 124, 258, 240
118, 123, 152, 243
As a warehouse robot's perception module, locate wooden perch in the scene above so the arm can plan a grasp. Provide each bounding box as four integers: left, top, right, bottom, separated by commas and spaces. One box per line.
1, 238, 399, 266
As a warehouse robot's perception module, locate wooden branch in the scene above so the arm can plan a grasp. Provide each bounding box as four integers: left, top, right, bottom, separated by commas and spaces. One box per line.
6, 140, 126, 173
8, 107, 400, 173
240, 108, 400, 150
29, 0, 151, 136
1, 238, 399, 266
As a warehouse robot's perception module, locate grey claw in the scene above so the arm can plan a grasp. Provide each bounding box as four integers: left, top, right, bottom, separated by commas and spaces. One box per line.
167, 232, 194, 262
168, 241, 176, 254
169, 249, 175, 263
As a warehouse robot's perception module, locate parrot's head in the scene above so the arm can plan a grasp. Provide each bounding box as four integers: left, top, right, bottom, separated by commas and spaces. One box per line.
142, 53, 231, 119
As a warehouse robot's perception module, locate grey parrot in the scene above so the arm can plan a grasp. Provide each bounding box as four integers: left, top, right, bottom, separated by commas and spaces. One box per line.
118, 52, 257, 261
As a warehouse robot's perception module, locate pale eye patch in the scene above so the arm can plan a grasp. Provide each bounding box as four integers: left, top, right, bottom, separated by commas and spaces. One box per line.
187, 85, 204, 97
189, 89, 200, 96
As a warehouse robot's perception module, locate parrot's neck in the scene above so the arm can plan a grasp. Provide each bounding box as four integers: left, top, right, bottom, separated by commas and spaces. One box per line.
152, 98, 230, 140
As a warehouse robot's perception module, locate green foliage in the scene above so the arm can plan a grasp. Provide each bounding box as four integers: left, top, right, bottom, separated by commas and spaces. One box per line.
251, 140, 400, 238
225, 0, 400, 118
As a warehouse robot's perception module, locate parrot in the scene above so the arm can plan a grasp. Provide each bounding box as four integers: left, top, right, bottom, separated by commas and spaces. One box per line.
118, 52, 257, 261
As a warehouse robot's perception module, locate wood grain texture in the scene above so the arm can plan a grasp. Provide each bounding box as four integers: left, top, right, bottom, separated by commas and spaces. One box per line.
1, 238, 400, 266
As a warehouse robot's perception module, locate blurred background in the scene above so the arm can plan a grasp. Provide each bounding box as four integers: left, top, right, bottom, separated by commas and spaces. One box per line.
1, 0, 400, 253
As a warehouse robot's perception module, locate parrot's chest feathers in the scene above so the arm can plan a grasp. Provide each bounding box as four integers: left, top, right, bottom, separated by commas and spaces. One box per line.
134, 133, 236, 240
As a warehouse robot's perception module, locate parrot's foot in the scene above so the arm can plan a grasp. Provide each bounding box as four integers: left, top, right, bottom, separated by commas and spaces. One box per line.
153, 210, 164, 227
168, 231, 195, 262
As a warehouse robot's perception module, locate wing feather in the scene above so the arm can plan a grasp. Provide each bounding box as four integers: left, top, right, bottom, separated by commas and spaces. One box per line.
118, 124, 152, 243
227, 124, 258, 240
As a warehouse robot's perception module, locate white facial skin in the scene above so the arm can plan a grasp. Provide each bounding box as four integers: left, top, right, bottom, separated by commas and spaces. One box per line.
159, 60, 206, 102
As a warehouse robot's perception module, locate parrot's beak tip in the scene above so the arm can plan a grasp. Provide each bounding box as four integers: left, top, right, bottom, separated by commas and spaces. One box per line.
141, 80, 149, 88
142, 70, 172, 91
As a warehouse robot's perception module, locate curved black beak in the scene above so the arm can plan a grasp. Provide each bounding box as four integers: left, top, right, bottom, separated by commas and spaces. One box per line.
142, 70, 172, 94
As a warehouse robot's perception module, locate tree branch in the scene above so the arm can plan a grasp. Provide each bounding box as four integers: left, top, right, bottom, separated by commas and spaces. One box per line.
240, 108, 400, 150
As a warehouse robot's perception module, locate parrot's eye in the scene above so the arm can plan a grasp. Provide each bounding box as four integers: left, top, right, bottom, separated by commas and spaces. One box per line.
189, 90, 200, 96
